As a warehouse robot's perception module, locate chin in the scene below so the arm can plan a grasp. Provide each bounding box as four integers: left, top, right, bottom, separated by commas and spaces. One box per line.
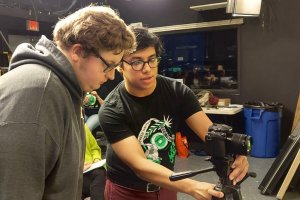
142, 83, 155, 90
92, 84, 101, 90
84, 86, 96, 92
84, 89, 92, 93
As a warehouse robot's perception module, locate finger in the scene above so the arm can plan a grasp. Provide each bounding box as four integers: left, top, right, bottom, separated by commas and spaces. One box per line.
208, 189, 224, 199
230, 156, 246, 180
235, 157, 249, 180
84, 166, 91, 171
230, 167, 243, 181
232, 163, 249, 185
230, 166, 241, 181
235, 164, 249, 184
84, 163, 92, 169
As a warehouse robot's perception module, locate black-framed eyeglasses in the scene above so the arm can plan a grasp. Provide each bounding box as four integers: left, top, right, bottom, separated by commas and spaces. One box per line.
122, 57, 161, 71
95, 54, 122, 73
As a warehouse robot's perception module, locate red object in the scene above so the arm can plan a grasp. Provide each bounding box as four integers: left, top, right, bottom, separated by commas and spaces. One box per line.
175, 132, 189, 158
26, 20, 39, 31
209, 95, 219, 105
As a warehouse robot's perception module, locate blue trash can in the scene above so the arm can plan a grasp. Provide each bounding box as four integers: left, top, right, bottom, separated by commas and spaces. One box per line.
243, 102, 283, 158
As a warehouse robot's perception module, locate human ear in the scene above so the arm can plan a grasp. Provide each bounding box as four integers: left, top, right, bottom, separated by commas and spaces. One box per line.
70, 44, 83, 62
117, 66, 123, 75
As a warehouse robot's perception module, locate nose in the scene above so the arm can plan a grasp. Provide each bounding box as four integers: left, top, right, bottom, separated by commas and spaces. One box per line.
106, 68, 115, 80
142, 62, 151, 73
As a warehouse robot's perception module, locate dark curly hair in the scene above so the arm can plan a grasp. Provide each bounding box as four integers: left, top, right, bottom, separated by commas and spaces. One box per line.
129, 26, 164, 56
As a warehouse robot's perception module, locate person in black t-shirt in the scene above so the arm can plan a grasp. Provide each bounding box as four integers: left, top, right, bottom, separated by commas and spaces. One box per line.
99, 26, 249, 200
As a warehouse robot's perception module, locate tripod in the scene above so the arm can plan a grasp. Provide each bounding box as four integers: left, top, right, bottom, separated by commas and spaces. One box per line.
170, 155, 256, 200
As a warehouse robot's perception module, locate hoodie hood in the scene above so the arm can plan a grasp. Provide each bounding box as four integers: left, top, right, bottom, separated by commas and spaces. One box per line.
9, 35, 82, 99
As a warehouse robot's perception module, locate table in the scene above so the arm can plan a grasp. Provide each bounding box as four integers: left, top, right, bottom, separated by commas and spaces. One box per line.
201, 104, 243, 115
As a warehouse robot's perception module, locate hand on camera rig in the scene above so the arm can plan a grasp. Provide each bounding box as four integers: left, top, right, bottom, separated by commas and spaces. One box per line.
170, 124, 256, 200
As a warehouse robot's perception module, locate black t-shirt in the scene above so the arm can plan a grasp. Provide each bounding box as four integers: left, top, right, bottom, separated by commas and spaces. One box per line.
99, 75, 201, 188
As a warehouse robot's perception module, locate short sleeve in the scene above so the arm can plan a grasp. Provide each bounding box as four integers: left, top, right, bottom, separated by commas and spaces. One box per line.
176, 82, 202, 120
98, 93, 133, 144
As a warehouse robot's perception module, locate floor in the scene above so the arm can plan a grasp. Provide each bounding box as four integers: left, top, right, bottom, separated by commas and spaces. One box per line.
175, 153, 300, 200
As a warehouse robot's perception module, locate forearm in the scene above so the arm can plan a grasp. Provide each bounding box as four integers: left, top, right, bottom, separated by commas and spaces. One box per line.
96, 95, 104, 105
91, 91, 104, 105
132, 157, 198, 195
110, 136, 219, 199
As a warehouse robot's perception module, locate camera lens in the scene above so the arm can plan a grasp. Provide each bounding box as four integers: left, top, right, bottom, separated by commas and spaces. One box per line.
227, 133, 252, 155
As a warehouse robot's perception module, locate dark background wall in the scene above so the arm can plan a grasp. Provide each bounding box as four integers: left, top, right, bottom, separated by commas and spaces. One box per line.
236, 1, 300, 144
107, 0, 300, 144
0, 16, 53, 39
0, 16, 53, 67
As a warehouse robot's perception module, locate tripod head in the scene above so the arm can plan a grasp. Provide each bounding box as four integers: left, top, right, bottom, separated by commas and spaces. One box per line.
170, 124, 256, 200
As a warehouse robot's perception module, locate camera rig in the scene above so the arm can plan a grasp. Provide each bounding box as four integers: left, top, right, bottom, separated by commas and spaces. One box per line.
170, 124, 256, 200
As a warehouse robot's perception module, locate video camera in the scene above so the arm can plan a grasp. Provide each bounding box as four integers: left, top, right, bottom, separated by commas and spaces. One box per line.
170, 124, 256, 200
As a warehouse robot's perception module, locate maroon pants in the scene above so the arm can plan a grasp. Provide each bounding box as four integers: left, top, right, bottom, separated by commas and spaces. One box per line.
105, 178, 177, 200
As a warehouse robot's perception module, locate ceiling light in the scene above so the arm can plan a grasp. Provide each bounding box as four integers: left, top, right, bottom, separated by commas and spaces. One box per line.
226, 0, 262, 17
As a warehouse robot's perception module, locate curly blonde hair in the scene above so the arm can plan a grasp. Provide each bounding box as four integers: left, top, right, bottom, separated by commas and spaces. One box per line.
53, 5, 136, 55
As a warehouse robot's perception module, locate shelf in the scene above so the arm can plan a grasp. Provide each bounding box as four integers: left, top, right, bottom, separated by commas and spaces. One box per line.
190, 2, 227, 11
148, 18, 244, 34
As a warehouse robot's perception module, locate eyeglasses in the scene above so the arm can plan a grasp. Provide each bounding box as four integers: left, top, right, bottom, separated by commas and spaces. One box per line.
95, 54, 122, 73
122, 57, 161, 71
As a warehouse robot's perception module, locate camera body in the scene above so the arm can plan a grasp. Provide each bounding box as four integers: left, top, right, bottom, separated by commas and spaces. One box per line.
205, 124, 252, 158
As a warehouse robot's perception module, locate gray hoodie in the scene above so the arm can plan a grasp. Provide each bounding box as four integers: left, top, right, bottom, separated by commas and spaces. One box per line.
0, 36, 85, 200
